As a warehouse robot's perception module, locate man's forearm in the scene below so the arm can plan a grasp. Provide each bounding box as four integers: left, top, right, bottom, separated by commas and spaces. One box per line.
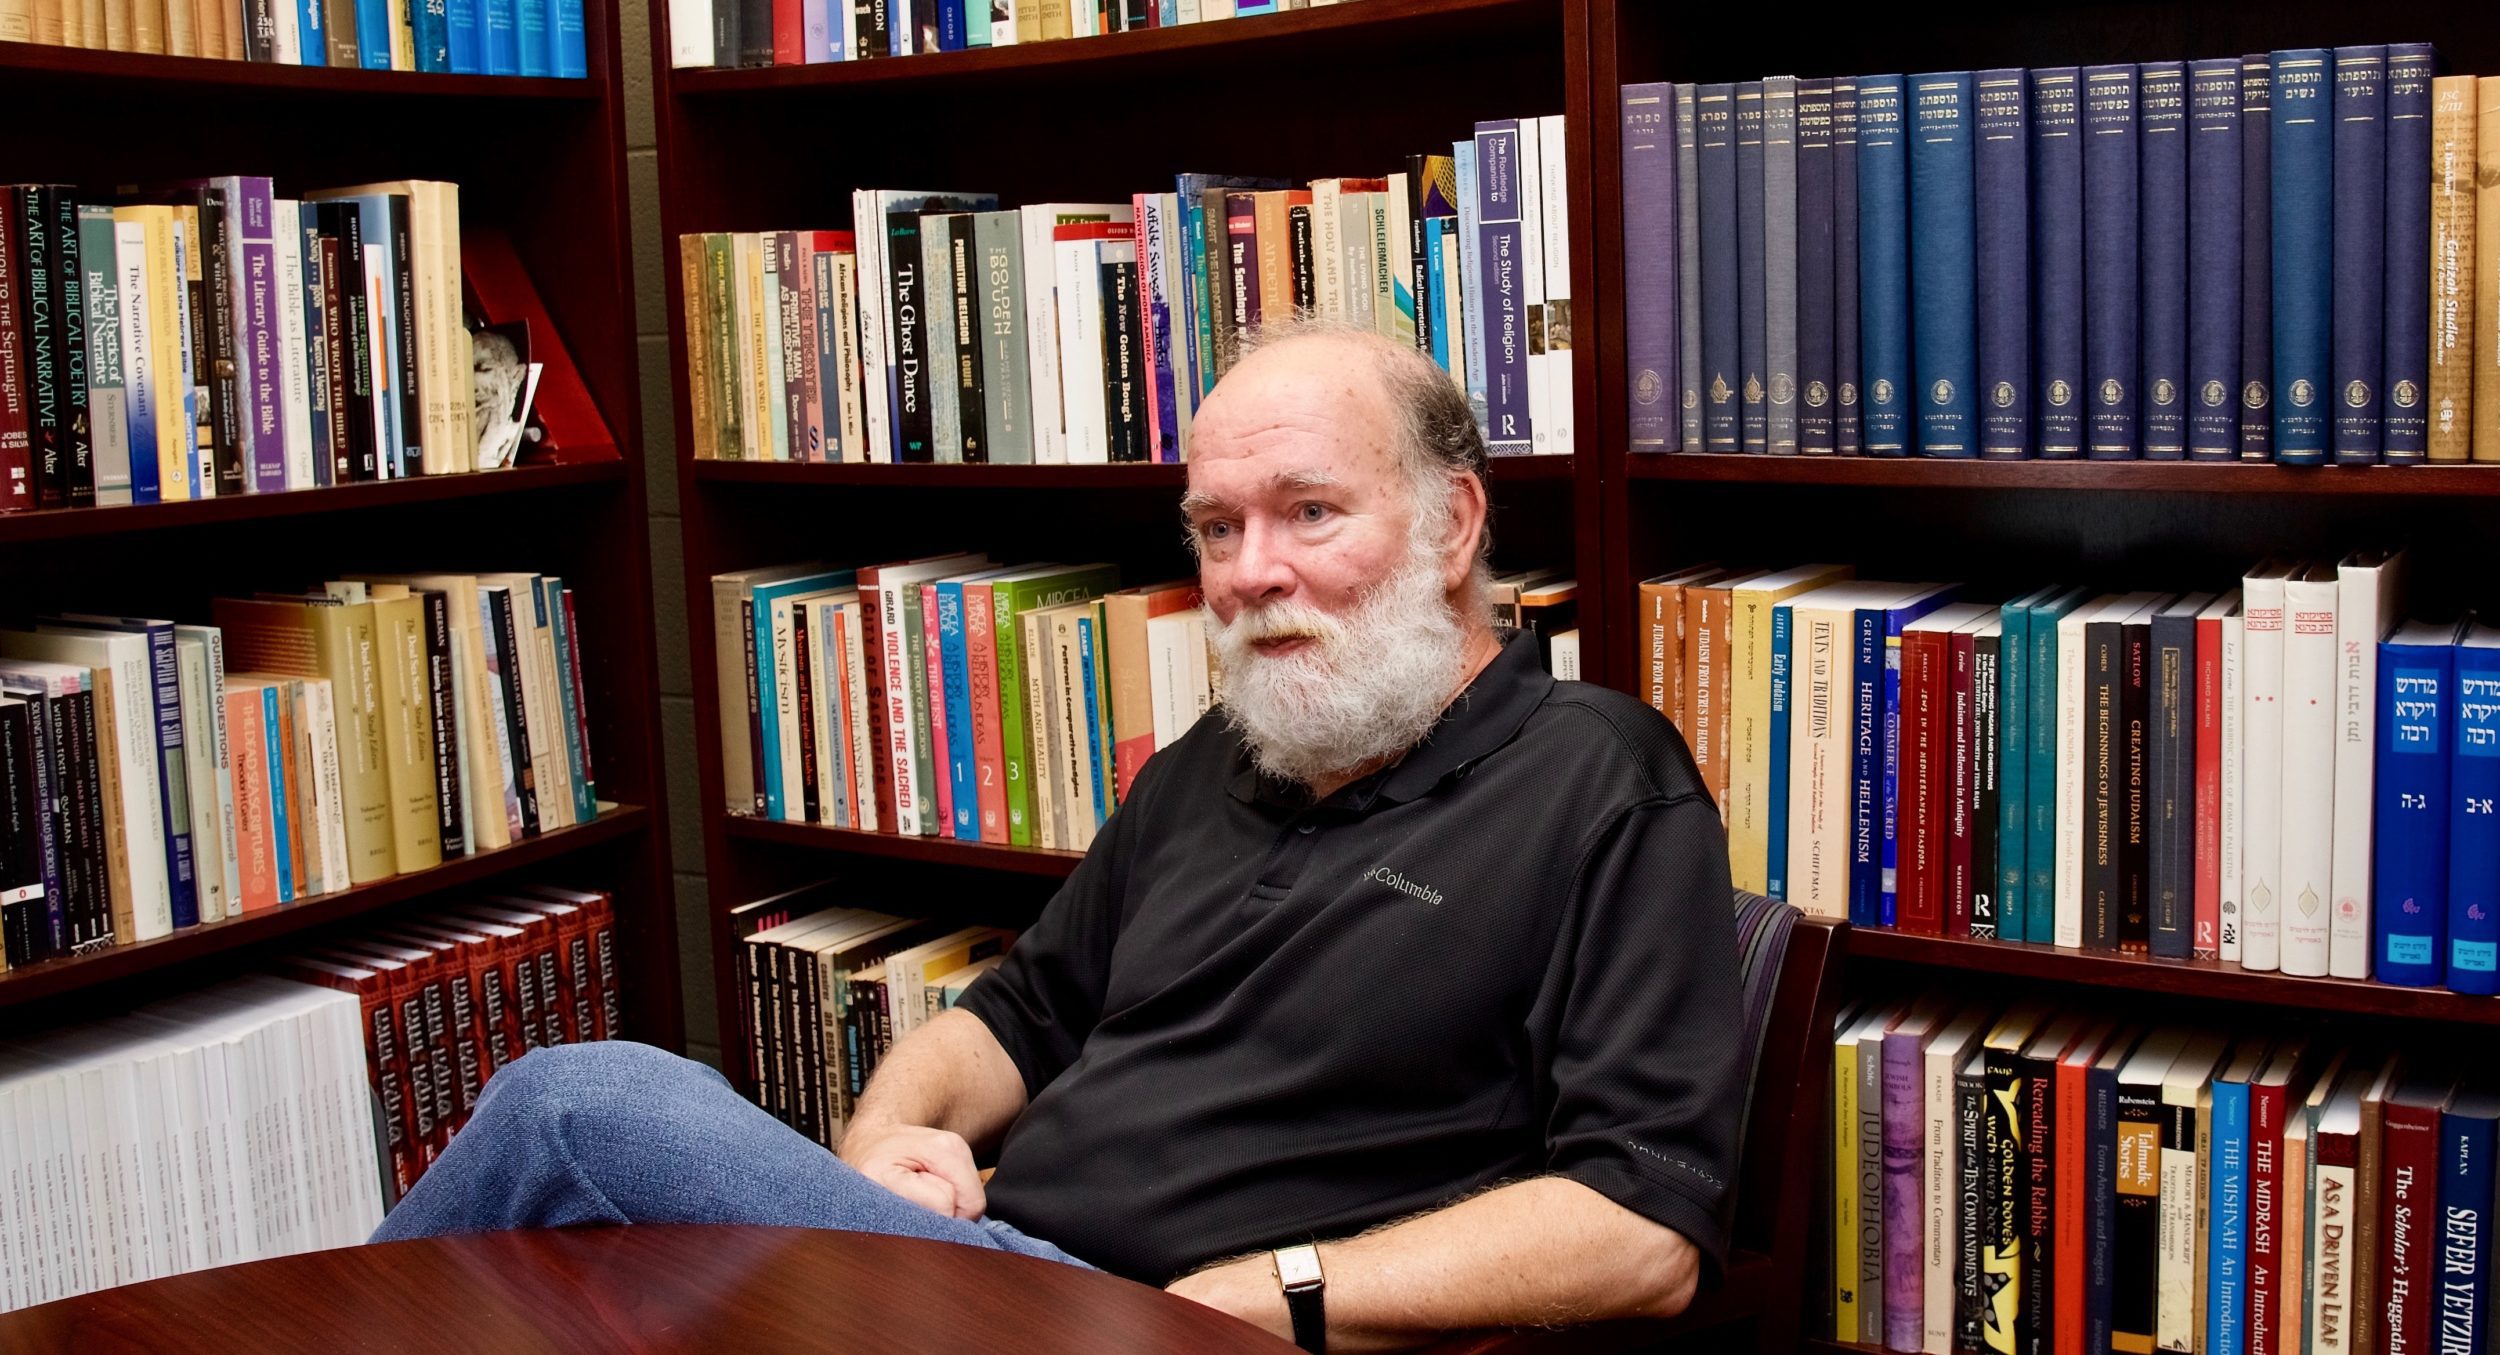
839, 1008, 1028, 1156
1169, 1177, 1700, 1353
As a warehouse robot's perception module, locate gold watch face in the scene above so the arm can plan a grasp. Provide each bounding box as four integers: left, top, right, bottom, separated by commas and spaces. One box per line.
1274, 1244, 1324, 1289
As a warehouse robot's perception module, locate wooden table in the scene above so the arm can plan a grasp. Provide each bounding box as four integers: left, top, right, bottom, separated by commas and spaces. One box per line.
2, 1225, 1305, 1353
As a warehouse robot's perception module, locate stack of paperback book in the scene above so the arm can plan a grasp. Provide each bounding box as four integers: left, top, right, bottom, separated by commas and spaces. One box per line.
1646, 552, 2500, 993
1622, 57, 2500, 463
1823, 996, 2499, 1355
0, 0, 590, 76
0, 178, 490, 515
0, 570, 601, 973
666, 0, 1359, 70
675, 113, 1576, 464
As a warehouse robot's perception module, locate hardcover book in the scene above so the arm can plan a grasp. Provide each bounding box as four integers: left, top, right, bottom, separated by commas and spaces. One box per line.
2270, 50, 2335, 463
2374, 620, 2459, 986
1737, 82, 1769, 454
1696, 86, 1742, 452
1908, 72, 1978, 458
1973, 69, 2029, 459
2381, 44, 2435, 460
2330, 46, 2390, 464
2186, 59, 2244, 459
2031, 70, 2086, 458
1622, 83, 1680, 452
1858, 75, 1913, 456
2138, 63, 2190, 459
1797, 79, 1837, 454
2240, 57, 2276, 461
2082, 65, 2141, 459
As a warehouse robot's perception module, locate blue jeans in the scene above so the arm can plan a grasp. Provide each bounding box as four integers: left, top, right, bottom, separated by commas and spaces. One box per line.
370, 1042, 1090, 1269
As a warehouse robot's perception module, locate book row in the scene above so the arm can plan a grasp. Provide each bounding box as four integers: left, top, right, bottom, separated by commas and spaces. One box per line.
0, 0, 590, 76
1620, 57, 2500, 463
676, 115, 1575, 464
664, 0, 1355, 69
728, 879, 1010, 1148
1825, 997, 2500, 1355
0, 570, 602, 971
0, 179, 496, 517
0, 885, 621, 1315
1648, 552, 2500, 993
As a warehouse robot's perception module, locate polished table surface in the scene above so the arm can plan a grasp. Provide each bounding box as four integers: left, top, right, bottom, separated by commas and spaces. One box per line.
1, 1225, 1305, 1353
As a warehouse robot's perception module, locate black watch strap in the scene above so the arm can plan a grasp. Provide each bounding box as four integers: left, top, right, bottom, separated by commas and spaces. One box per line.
1284, 1281, 1325, 1354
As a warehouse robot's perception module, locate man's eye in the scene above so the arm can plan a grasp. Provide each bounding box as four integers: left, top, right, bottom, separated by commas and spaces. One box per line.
1294, 503, 1330, 524
1201, 520, 1234, 541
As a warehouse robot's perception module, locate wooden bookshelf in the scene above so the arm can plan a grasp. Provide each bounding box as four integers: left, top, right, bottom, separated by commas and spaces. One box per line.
649, 0, 1604, 1102
0, 4, 681, 1047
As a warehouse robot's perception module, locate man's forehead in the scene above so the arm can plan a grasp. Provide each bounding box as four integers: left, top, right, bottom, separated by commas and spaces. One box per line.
1180, 462, 1351, 514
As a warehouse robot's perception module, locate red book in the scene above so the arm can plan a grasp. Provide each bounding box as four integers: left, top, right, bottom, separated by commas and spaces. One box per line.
434, 911, 534, 1067
964, 579, 1010, 843
307, 946, 440, 1168
1946, 625, 1977, 936
2245, 1043, 2322, 1355
560, 589, 595, 797
394, 917, 518, 1085
1897, 624, 1947, 934
494, 891, 597, 1047
920, 580, 953, 837
2192, 598, 2226, 958
772, 0, 803, 67
275, 955, 417, 1199
325, 937, 461, 1153
2053, 1025, 2121, 1355
512, 884, 616, 1042
373, 926, 488, 1125
1223, 194, 1260, 335
0, 191, 29, 513
453, 903, 570, 1050
2377, 1066, 2453, 1355
854, 565, 899, 833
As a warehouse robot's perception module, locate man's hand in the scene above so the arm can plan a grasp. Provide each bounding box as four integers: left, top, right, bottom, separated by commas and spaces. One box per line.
837, 1123, 987, 1220
1165, 1254, 1292, 1341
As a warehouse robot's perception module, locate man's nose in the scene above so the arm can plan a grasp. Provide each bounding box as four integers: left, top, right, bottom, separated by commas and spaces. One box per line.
1227, 519, 1296, 605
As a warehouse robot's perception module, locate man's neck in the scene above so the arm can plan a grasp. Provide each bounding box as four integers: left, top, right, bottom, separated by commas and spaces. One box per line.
1299, 625, 1505, 803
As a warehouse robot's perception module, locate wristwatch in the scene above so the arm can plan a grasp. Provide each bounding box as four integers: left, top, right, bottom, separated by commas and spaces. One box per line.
1272, 1243, 1325, 1353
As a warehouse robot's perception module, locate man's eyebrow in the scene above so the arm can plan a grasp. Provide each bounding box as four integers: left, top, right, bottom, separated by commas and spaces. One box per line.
1275, 468, 1341, 492
1178, 489, 1231, 517
1179, 469, 1342, 518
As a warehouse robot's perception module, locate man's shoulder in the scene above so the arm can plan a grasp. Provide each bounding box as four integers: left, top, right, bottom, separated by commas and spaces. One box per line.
1516, 679, 1712, 810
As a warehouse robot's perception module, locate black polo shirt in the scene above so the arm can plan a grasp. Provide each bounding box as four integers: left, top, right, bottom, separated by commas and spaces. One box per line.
959, 629, 1746, 1284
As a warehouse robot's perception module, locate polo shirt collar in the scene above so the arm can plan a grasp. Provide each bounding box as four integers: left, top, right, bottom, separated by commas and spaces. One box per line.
1223, 628, 1554, 810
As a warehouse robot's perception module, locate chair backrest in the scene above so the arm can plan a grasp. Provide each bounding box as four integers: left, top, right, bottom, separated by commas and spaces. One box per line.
1724, 896, 1842, 1264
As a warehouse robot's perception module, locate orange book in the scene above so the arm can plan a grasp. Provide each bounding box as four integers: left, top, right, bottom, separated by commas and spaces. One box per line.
1683, 571, 1762, 813
1103, 581, 1199, 805
225, 684, 278, 913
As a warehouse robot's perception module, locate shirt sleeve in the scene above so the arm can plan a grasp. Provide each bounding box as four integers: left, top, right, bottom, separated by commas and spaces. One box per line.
1539, 792, 1748, 1271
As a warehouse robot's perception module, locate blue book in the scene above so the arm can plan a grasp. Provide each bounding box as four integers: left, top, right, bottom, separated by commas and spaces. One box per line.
2026, 586, 2094, 941
937, 579, 981, 840
2031, 68, 2086, 458
414, 0, 449, 69
297, 0, 324, 69
2139, 62, 2190, 458
1847, 604, 1887, 925
1696, 86, 1741, 451
2438, 1079, 2500, 1352
539, 581, 594, 824
1833, 80, 1863, 454
356, 0, 390, 68
1077, 612, 1107, 829
2239, 56, 2275, 461
751, 569, 857, 822
2270, 49, 2335, 464
2331, 46, 2389, 464
262, 685, 294, 905
553, 0, 586, 75
816, 618, 849, 827
2381, 43, 2435, 461
2378, 620, 2459, 986
2205, 1056, 2253, 1355
1906, 71, 1976, 458
1973, 69, 2028, 459
445, 0, 479, 71
2187, 59, 2244, 459
1425, 217, 1451, 373
1737, 81, 1769, 452
938, 0, 964, 50
2450, 624, 2500, 995
1992, 587, 2057, 942
1796, 79, 1837, 454
1768, 602, 1794, 901
1857, 74, 1913, 456
515, 0, 551, 76
1473, 121, 1534, 456
1623, 83, 1678, 450
1878, 585, 1961, 922
482, 0, 518, 75
2082, 65, 2141, 459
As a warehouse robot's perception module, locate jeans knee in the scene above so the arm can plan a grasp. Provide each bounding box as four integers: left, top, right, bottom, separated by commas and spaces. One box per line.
477, 1041, 722, 1135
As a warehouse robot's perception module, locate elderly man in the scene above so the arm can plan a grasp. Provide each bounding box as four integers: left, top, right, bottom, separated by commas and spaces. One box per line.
374, 321, 1744, 1353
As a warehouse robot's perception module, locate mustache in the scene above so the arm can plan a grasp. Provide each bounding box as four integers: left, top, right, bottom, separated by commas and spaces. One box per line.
1220, 602, 1344, 647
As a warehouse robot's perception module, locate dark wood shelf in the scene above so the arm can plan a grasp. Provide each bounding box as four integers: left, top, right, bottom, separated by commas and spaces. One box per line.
1805, 1340, 1881, 1354
669, 0, 1548, 96
690, 455, 1571, 490
0, 805, 650, 1008
1626, 451, 2500, 495
1848, 927, 2500, 1026
0, 39, 601, 98
0, 459, 625, 546
723, 816, 1085, 878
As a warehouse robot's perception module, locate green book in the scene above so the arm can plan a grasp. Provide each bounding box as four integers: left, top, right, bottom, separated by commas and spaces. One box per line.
704, 233, 743, 459
991, 563, 1121, 846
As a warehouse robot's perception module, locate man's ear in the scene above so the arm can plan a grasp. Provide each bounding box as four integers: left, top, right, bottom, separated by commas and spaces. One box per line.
1440, 471, 1489, 594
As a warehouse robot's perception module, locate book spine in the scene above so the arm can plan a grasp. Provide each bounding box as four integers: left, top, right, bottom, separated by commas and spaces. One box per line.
2331, 47, 2390, 464
2450, 644, 2500, 994
1905, 73, 1981, 462
1858, 75, 1913, 456
226, 180, 287, 493
2279, 577, 2338, 977
2428, 78, 2477, 462
2221, 611, 2244, 960
2188, 59, 2244, 459
50, 192, 93, 508
888, 212, 933, 463
2375, 640, 2450, 985
2139, 63, 2190, 459
1765, 76, 1800, 455
1696, 87, 1741, 451
1883, 1032, 1926, 1351
2272, 50, 2335, 463
2082, 66, 2141, 459
1979, 1045, 2023, 1353
1974, 69, 2028, 459
2241, 574, 2287, 970
2240, 57, 2276, 460
2482, 81, 2500, 464
1833, 81, 1863, 454
1900, 628, 1941, 935
75, 207, 128, 508
2194, 612, 2223, 957
938, 585, 976, 839
1473, 121, 1532, 456
1956, 1051, 1989, 1351
1139, 197, 1179, 462
2149, 610, 2194, 958
949, 217, 986, 463
1622, 83, 1679, 452
1997, 602, 2029, 940
2114, 1077, 2165, 1353
1962, 633, 1990, 934
1736, 82, 1768, 454
1846, 610, 1885, 925
1767, 605, 1792, 901
1796, 80, 1836, 454
2209, 1077, 2252, 1355
0, 193, 28, 514
2083, 617, 2122, 949
2027, 606, 2067, 942
2434, 1106, 2494, 1353
2381, 45, 2434, 461
2382, 1101, 2442, 1355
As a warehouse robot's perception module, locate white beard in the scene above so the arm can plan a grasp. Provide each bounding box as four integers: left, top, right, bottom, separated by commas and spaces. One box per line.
1206, 535, 1471, 790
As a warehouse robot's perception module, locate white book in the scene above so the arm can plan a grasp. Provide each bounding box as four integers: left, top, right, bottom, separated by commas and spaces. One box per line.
2329, 549, 2403, 978
303, 679, 351, 897
170, 636, 231, 925
1783, 583, 1903, 918
2056, 594, 2137, 947
2157, 1032, 2232, 1350
1017, 203, 1127, 466
1339, 188, 1378, 332
2203, 594, 2243, 962
1146, 611, 1194, 750
837, 603, 879, 832
2278, 563, 2339, 977
1537, 111, 1574, 455
806, 598, 847, 827
1922, 1006, 1992, 1353
828, 248, 866, 463
1384, 171, 1416, 347
1310, 179, 1346, 321
1549, 629, 1581, 679
668, 0, 711, 64
112, 219, 158, 507
851, 195, 892, 461
1439, 223, 1467, 394
2238, 560, 2297, 972
272, 0, 298, 64
1055, 234, 1112, 465
1203, 0, 1232, 15
270, 205, 316, 492
1515, 117, 1551, 454
873, 555, 989, 837
0, 629, 173, 940
991, 0, 1016, 43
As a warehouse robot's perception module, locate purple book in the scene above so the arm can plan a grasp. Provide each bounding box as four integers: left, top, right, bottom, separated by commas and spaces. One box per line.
1882, 1014, 1933, 1351
1622, 82, 1680, 451
217, 176, 286, 494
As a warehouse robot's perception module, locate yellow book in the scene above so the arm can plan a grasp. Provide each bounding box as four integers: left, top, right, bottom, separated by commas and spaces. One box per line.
1725, 564, 1853, 893
2431, 76, 2478, 462
1833, 1008, 1866, 1340
0, 0, 29, 43
747, 233, 774, 460
213, 597, 395, 885
681, 236, 717, 463
92, 677, 137, 946
2477, 79, 2500, 462
368, 593, 443, 875
112, 207, 192, 505
387, 0, 411, 67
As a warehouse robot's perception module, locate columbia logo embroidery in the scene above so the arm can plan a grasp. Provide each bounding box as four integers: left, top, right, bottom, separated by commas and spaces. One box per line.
1365, 867, 1444, 906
